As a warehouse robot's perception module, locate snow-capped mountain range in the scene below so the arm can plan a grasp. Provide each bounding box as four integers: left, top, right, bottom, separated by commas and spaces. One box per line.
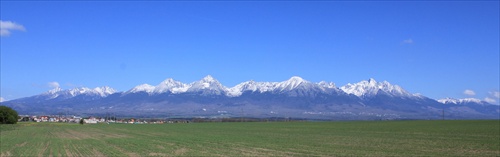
42, 86, 116, 99
437, 97, 487, 105
14, 75, 496, 106
340, 78, 413, 98
2, 75, 498, 119
92, 75, 409, 98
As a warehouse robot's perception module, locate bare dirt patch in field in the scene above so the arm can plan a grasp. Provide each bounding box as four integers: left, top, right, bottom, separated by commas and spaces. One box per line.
64, 148, 74, 157
38, 142, 50, 157
174, 148, 188, 155
1, 151, 12, 157
15, 142, 27, 147
126, 152, 141, 157
234, 146, 303, 156
92, 148, 107, 157
235, 147, 272, 156
156, 145, 166, 149
148, 152, 168, 156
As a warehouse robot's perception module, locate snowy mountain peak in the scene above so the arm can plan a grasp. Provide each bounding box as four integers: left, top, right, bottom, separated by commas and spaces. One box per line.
318, 81, 336, 89
438, 98, 459, 104
127, 84, 155, 94
159, 78, 177, 86
368, 78, 377, 82
41, 87, 64, 99
154, 78, 189, 94
45, 87, 63, 95
277, 76, 309, 90
202, 75, 216, 82
438, 97, 484, 104
161, 78, 175, 83
340, 79, 411, 98
41, 86, 116, 99
93, 86, 116, 97
289, 76, 305, 82
227, 81, 257, 97
195, 75, 222, 86
461, 98, 483, 103
367, 78, 377, 85
187, 75, 227, 95
359, 78, 378, 87
67, 87, 92, 96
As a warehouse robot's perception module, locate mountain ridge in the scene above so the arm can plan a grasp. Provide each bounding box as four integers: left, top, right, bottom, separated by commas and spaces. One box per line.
2, 75, 497, 120
11, 75, 494, 106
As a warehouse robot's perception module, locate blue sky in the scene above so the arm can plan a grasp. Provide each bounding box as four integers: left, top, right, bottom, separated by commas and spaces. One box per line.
1, 1, 499, 104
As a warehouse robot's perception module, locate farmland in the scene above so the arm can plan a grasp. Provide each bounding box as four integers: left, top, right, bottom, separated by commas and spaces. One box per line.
1, 120, 499, 156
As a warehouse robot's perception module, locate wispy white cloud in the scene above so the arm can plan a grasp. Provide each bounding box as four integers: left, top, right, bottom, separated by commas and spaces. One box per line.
0, 97, 5, 102
490, 91, 500, 98
484, 91, 500, 105
48, 82, 60, 89
403, 39, 413, 44
463, 89, 476, 96
484, 97, 496, 104
0, 20, 26, 37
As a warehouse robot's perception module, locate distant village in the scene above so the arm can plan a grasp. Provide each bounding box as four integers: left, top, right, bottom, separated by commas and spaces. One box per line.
18, 115, 298, 124
17, 115, 190, 124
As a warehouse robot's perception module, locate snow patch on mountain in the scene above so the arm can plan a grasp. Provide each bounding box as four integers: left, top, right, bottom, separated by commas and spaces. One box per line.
93, 86, 117, 97
41, 86, 117, 99
438, 98, 484, 104
119, 76, 353, 97
228, 80, 258, 96
126, 84, 155, 94
340, 78, 411, 98
43, 87, 64, 99
227, 76, 343, 97
276, 76, 307, 91
187, 75, 228, 95
317, 81, 336, 89
67, 87, 93, 96
227, 76, 311, 97
154, 78, 189, 94
229, 80, 286, 96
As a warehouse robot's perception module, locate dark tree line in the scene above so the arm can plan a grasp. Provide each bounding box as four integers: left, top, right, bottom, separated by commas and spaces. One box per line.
0, 106, 18, 124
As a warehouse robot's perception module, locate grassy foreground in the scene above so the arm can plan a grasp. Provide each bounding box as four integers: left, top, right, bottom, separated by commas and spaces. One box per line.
1, 120, 499, 156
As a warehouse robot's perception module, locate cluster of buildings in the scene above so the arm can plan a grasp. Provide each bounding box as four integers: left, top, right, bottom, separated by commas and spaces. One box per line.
19, 115, 84, 123
18, 115, 169, 124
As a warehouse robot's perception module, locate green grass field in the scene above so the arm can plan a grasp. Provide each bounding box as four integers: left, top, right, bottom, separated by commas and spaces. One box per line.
1, 120, 499, 156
